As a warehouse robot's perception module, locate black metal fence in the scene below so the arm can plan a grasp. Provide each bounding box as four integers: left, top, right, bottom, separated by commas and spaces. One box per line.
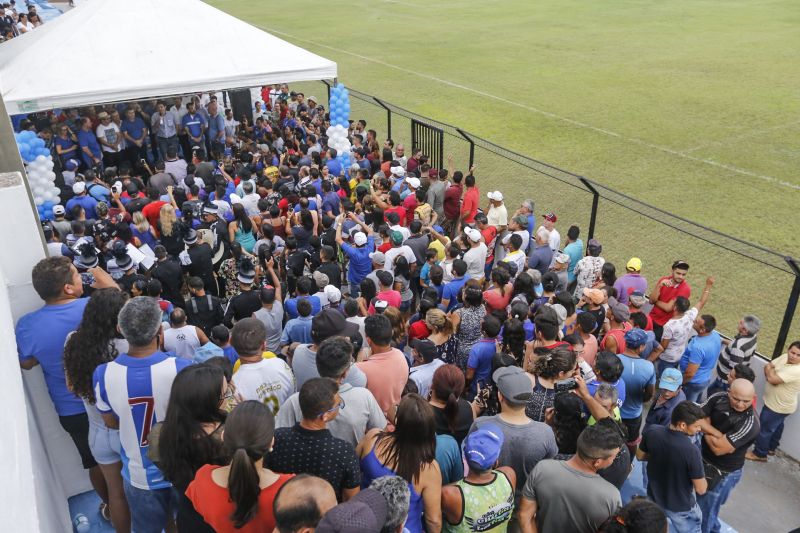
322, 81, 799, 359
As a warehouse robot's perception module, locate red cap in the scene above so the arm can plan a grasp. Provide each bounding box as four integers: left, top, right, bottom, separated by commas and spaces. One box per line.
544, 212, 557, 222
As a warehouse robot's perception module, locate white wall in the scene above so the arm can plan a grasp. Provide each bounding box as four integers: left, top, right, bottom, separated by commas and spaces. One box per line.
750, 355, 800, 459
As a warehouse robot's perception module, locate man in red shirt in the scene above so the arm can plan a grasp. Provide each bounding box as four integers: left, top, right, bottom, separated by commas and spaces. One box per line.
442, 171, 463, 238
460, 172, 479, 228
403, 177, 421, 225
140, 187, 167, 228
648, 260, 692, 341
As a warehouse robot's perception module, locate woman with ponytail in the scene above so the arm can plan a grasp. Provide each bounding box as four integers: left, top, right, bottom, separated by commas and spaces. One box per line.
428, 364, 477, 446
186, 401, 293, 532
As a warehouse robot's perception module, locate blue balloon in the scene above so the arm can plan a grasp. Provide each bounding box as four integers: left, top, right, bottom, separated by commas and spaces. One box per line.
44, 209, 53, 220
42, 200, 54, 209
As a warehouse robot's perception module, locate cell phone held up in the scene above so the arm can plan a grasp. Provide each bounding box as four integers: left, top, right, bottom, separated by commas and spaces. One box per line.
554, 377, 578, 394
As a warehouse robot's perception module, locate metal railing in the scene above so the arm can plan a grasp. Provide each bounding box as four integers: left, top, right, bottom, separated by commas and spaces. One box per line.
322, 81, 799, 358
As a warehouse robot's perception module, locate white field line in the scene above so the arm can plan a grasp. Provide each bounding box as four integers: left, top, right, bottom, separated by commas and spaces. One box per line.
259, 25, 800, 192
682, 119, 800, 154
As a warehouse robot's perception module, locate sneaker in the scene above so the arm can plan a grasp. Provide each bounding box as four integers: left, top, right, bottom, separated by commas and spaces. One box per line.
99, 502, 111, 522
768, 450, 776, 456
744, 451, 767, 462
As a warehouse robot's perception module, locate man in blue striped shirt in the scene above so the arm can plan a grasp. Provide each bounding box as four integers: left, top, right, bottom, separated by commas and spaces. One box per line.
94, 297, 191, 533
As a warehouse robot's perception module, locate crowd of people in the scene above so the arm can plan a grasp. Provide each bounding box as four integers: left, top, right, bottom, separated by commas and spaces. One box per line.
0, 2, 45, 42
14, 85, 800, 533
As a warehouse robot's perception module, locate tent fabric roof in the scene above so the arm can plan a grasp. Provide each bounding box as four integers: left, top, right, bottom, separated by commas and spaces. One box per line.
0, 0, 337, 114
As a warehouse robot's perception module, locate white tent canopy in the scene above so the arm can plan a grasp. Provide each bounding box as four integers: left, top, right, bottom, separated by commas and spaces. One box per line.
0, 0, 337, 114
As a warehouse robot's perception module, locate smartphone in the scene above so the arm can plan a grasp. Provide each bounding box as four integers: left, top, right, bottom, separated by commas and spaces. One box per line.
554, 378, 578, 394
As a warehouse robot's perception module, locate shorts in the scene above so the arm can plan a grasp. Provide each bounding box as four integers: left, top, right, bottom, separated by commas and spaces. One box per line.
89, 424, 122, 465
59, 413, 98, 469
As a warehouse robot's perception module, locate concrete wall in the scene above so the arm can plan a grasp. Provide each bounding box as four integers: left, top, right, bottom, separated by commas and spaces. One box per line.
750, 354, 800, 460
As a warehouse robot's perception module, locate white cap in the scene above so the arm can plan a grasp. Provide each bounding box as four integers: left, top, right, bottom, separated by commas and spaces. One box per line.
324, 285, 342, 303
353, 232, 367, 246
487, 191, 504, 202
112, 180, 123, 193
390, 166, 405, 177
406, 177, 421, 189
72, 181, 86, 194
53, 205, 65, 215
465, 227, 482, 242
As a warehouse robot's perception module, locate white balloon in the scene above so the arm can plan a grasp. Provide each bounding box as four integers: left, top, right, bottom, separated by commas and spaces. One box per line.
35, 155, 47, 164
326, 126, 336, 138
32, 186, 44, 196
43, 190, 53, 201
51, 187, 61, 195
33, 195, 43, 205
47, 171, 56, 181
53, 195, 60, 204
45, 160, 55, 170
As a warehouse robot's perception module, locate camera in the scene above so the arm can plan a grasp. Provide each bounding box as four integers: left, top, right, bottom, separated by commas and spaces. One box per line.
554, 378, 578, 394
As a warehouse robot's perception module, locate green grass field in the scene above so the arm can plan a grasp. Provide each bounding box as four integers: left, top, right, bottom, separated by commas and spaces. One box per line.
210, 0, 800, 352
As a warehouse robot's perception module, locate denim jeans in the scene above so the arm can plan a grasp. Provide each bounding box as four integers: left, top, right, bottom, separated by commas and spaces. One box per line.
683, 380, 710, 403
348, 282, 360, 298
666, 503, 702, 533
123, 478, 177, 533
156, 135, 179, 160
753, 405, 787, 457
657, 358, 680, 378
697, 467, 742, 533
705, 377, 728, 398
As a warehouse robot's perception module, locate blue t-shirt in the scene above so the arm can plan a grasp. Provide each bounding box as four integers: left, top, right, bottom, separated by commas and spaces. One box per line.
442, 276, 469, 311
326, 159, 342, 178
207, 113, 225, 143
66, 194, 99, 220
222, 345, 238, 366
120, 117, 147, 142
563, 239, 584, 282
16, 298, 90, 416
77, 129, 102, 165
341, 236, 375, 284
680, 331, 722, 385
54, 135, 79, 162
293, 199, 319, 213
322, 191, 341, 216
280, 316, 314, 345
467, 338, 497, 394
86, 182, 111, 204
586, 378, 627, 409
181, 112, 206, 140
93, 351, 191, 490
209, 181, 236, 204
617, 354, 656, 419
285, 295, 322, 319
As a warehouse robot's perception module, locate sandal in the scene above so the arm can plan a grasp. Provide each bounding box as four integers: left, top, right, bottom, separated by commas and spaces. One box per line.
744, 451, 767, 462
100, 502, 111, 521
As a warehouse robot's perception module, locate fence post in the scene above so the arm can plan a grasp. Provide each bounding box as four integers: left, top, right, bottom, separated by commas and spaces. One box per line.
372, 98, 392, 140
774, 257, 800, 358
322, 80, 331, 106
578, 177, 600, 241
455, 128, 475, 169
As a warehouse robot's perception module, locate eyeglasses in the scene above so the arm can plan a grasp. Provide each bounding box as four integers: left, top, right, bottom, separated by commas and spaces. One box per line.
220, 387, 235, 403
318, 397, 345, 418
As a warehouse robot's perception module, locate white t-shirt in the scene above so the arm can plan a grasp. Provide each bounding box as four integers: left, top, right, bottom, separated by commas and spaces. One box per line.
224, 117, 239, 138
232, 358, 296, 415
487, 204, 508, 228
409, 359, 446, 400
96, 123, 122, 153
384, 245, 417, 273
463, 243, 488, 280
502, 249, 527, 278
660, 307, 699, 363
389, 224, 411, 243
538, 225, 561, 253
163, 325, 201, 360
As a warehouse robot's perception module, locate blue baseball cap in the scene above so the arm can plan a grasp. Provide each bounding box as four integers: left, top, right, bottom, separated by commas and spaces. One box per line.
659, 368, 683, 392
464, 424, 504, 470
624, 328, 648, 349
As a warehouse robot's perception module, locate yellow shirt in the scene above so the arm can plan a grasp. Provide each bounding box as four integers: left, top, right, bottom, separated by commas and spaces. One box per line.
232, 351, 278, 373
428, 236, 450, 261
764, 354, 800, 414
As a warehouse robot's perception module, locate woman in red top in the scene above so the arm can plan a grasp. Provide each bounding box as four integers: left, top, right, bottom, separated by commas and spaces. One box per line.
186, 401, 293, 533
483, 268, 513, 313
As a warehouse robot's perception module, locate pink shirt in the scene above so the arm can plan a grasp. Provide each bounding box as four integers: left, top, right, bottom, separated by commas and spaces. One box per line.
356, 348, 409, 416
581, 332, 600, 367
368, 289, 402, 314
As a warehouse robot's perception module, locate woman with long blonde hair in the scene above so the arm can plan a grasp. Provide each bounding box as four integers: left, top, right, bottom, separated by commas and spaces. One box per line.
130, 211, 158, 249
157, 204, 184, 257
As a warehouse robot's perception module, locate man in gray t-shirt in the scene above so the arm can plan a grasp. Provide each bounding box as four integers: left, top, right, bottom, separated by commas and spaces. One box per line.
279, 336, 384, 446
292, 343, 366, 389
427, 173, 447, 222
468, 367, 557, 507
518, 424, 622, 533
254, 300, 283, 354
